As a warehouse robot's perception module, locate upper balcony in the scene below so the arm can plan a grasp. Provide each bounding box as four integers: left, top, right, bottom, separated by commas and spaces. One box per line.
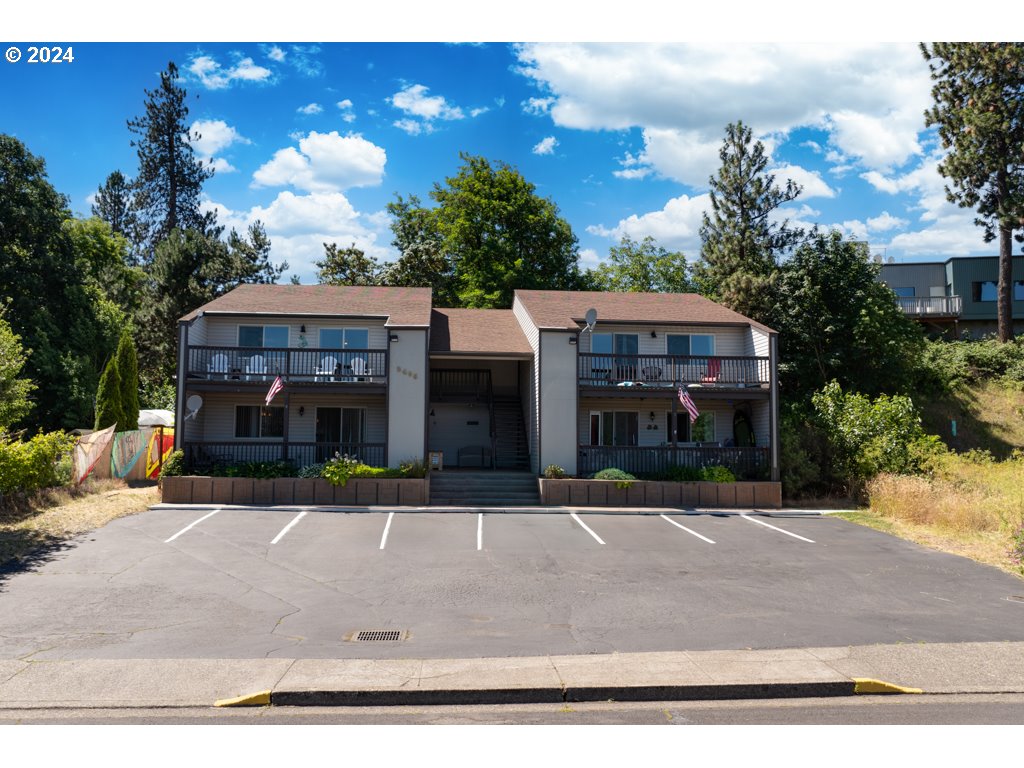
578, 353, 770, 393
185, 345, 388, 389
896, 295, 962, 318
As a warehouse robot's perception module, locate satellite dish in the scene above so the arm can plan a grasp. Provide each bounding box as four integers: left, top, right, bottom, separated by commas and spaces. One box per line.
185, 395, 203, 421
873, 254, 882, 264
583, 307, 597, 333
887, 256, 895, 264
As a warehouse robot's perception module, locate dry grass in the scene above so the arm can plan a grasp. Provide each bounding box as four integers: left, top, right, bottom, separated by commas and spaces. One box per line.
0, 479, 158, 572
850, 453, 1024, 578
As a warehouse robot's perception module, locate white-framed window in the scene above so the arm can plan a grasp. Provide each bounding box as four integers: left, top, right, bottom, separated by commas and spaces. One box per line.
234, 405, 285, 438
238, 325, 289, 348
666, 333, 715, 356
588, 410, 638, 446
892, 287, 915, 298
319, 328, 370, 349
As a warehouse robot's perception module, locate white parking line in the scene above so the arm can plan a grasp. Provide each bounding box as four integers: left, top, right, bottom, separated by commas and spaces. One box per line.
741, 513, 815, 543
270, 511, 307, 545
659, 514, 715, 544
164, 508, 221, 543
477, 513, 483, 551
569, 511, 605, 545
379, 511, 395, 550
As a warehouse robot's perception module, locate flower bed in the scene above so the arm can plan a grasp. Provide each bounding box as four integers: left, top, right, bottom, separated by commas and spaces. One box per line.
537, 478, 781, 508
161, 475, 429, 506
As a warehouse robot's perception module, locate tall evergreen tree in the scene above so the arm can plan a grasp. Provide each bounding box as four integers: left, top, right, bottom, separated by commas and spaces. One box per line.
695, 121, 802, 322
115, 328, 140, 431
227, 221, 287, 285
921, 43, 1024, 342
127, 61, 213, 255
94, 354, 125, 431
91, 170, 143, 264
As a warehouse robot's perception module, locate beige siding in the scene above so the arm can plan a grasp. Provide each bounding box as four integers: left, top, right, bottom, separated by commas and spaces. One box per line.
512, 296, 541, 473
539, 331, 579, 474
204, 316, 388, 348
427, 403, 492, 467
187, 316, 208, 346
387, 328, 428, 467
751, 399, 770, 449
578, 323, 747, 357
750, 328, 770, 358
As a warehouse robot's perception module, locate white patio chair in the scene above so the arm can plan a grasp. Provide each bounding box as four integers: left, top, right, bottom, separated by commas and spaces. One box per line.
315, 356, 339, 382
245, 354, 267, 381
208, 353, 229, 380
351, 356, 368, 380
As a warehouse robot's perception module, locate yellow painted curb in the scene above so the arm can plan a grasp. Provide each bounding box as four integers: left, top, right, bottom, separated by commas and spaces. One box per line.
214, 690, 272, 707
853, 678, 923, 695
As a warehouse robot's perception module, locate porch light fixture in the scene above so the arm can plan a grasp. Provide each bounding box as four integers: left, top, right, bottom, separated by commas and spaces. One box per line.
389, 333, 400, 342
300, 324, 306, 333
299, 406, 305, 416
568, 336, 578, 345
651, 330, 657, 338
649, 411, 656, 421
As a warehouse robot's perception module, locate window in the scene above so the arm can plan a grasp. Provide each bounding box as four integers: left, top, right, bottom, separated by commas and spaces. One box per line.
589, 411, 638, 446
1015, 281, 1024, 301
238, 325, 289, 348
235, 405, 284, 438
319, 328, 369, 349
892, 287, 915, 298
972, 281, 998, 302
667, 334, 715, 356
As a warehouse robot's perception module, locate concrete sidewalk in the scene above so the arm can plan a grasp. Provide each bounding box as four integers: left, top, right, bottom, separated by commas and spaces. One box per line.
2, 642, 1022, 708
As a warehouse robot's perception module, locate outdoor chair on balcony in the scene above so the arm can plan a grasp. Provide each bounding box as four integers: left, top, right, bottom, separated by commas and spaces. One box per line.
315, 356, 339, 382
351, 356, 369, 381
641, 366, 663, 383
208, 353, 230, 380
245, 355, 268, 381
701, 358, 722, 385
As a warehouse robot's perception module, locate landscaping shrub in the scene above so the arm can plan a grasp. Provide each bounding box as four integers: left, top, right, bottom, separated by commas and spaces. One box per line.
700, 465, 736, 483
0, 431, 78, 495
220, 461, 294, 479
161, 449, 184, 477
544, 464, 566, 478
321, 453, 360, 487
297, 462, 325, 479
399, 459, 427, 478
593, 468, 635, 481
664, 465, 702, 482
918, 337, 1024, 393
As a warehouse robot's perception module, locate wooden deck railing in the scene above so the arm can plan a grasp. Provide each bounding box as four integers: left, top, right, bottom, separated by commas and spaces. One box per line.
183, 441, 386, 472
578, 353, 769, 388
578, 445, 769, 480
186, 346, 388, 384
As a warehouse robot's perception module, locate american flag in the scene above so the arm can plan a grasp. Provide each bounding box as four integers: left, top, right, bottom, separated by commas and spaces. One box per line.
678, 387, 699, 423
265, 375, 284, 405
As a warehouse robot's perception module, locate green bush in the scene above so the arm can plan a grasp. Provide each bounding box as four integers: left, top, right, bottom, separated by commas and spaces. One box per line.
351, 464, 405, 479
297, 462, 324, 479
220, 461, 294, 479
322, 453, 360, 487
544, 464, 566, 478
918, 337, 1024, 393
399, 459, 427, 478
700, 465, 736, 483
161, 449, 185, 477
593, 467, 636, 481
0, 431, 78, 494
664, 465, 701, 482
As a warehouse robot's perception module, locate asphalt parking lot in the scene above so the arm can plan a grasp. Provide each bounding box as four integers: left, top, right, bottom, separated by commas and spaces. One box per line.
1, 506, 1022, 661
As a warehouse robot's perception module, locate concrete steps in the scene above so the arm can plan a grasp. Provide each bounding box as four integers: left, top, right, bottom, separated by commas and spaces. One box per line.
430, 470, 540, 506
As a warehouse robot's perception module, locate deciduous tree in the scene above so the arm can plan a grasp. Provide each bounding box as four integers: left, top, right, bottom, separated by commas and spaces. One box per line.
921, 42, 1024, 341
588, 235, 693, 293
0, 306, 36, 430
316, 242, 381, 286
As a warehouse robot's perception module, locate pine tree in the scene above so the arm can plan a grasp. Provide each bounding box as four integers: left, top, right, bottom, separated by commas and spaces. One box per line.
695, 122, 802, 322
92, 170, 143, 264
921, 43, 1024, 341
127, 61, 213, 255
94, 354, 125, 431
115, 328, 140, 431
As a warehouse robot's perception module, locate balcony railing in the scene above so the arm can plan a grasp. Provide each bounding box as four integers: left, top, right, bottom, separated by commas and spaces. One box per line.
578, 353, 769, 388
896, 296, 962, 317
186, 346, 388, 385
578, 445, 769, 480
183, 441, 386, 473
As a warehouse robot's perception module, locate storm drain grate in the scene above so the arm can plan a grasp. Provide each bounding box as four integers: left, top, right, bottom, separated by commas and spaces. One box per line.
352, 630, 406, 642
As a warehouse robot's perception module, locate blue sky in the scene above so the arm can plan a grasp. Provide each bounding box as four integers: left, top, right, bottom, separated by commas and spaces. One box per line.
2, 35, 999, 282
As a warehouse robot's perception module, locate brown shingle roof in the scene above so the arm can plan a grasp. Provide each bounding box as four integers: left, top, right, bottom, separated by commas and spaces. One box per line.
179, 284, 433, 327
430, 309, 533, 356
514, 290, 775, 333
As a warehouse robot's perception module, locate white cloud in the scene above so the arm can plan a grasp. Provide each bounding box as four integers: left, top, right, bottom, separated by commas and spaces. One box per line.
533, 136, 558, 155
390, 83, 463, 121
866, 211, 908, 232
188, 53, 272, 89
514, 43, 932, 180
297, 102, 323, 115
839, 219, 869, 241
207, 157, 237, 174
336, 99, 356, 123
579, 247, 602, 267
189, 119, 249, 157
587, 193, 710, 255
267, 45, 286, 63
252, 131, 386, 192
470, 107, 490, 118
770, 164, 835, 199
393, 118, 423, 136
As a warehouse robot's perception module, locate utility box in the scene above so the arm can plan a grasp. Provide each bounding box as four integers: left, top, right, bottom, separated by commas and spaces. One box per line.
428, 451, 443, 471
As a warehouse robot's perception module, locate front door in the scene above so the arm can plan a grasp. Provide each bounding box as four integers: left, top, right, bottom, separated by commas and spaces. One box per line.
315, 407, 342, 462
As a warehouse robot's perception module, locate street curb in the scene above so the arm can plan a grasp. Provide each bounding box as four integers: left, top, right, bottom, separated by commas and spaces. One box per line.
214, 690, 271, 707
853, 678, 924, 695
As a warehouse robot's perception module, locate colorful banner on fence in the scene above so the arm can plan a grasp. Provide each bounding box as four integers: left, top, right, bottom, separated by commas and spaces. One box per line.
146, 427, 175, 479
72, 425, 115, 484
111, 429, 148, 479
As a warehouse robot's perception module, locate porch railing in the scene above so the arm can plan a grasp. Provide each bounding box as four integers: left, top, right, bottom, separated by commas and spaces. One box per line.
186, 346, 388, 384
577, 445, 769, 480
430, 369, 492, 401
183, 441, 386, 473
895, 296, 962, 317
577, 353, 769, 388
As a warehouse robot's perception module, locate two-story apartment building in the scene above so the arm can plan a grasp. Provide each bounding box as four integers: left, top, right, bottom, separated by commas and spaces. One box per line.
175, 286, 780, 483
879, 255, 1024, 338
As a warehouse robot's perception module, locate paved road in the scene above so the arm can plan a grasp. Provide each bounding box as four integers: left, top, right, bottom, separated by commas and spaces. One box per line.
2, 694, 1022, 724
1, 507, 1022, 660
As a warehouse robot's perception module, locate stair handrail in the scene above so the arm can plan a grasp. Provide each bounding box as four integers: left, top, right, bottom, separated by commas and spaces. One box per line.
488, 373, 496, 469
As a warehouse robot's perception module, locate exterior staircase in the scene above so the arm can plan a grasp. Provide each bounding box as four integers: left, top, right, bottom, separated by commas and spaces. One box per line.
430, 470, 540, 507
492, 395, 530, 470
